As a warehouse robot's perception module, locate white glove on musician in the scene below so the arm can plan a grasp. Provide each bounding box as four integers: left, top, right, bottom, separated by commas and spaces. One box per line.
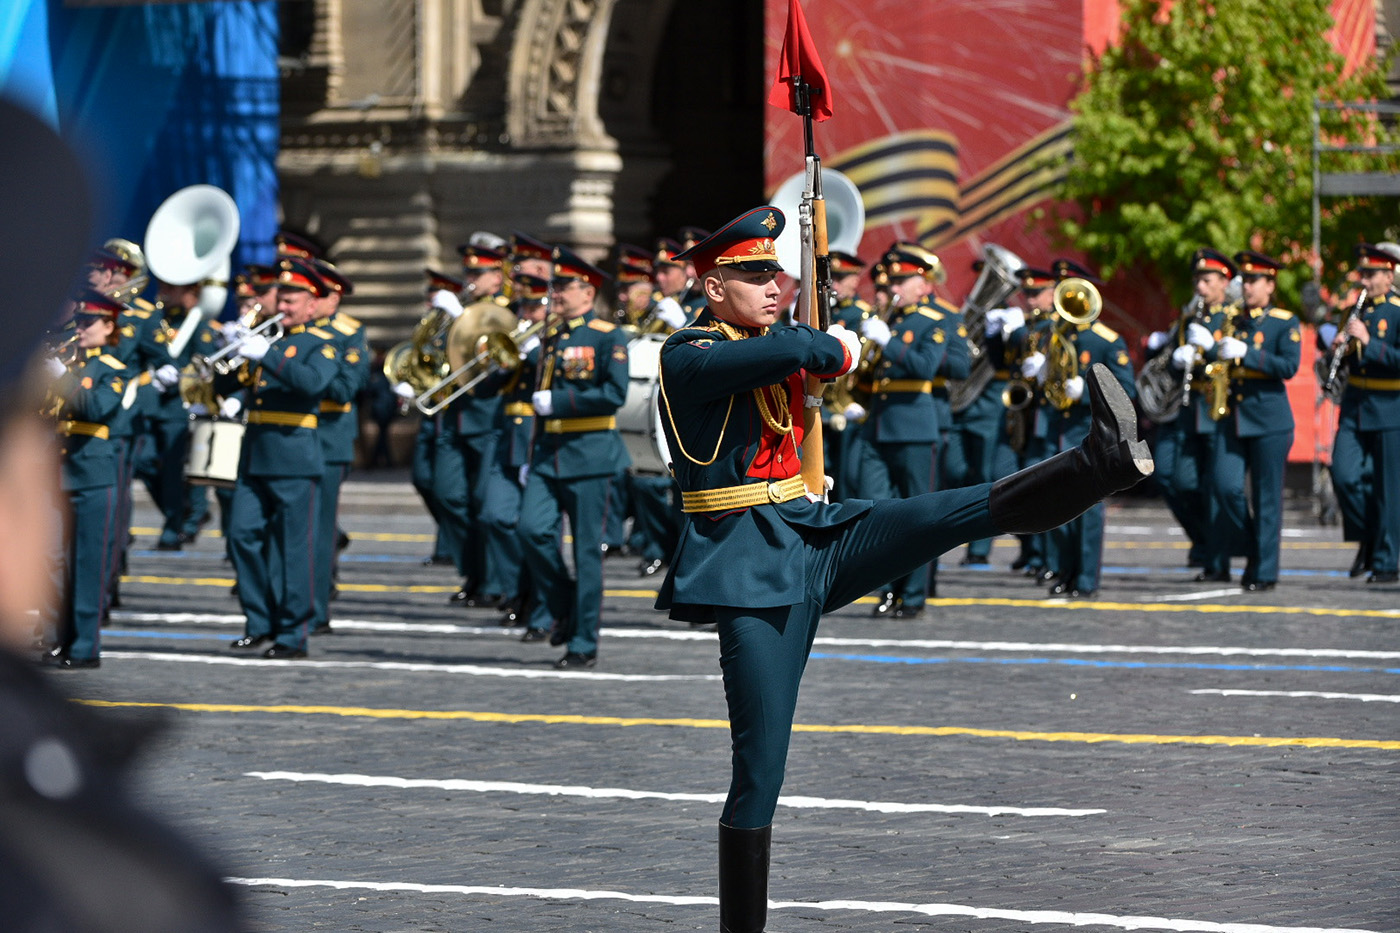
238, 333, 271, 363
153, 363, 181, 392
999, 307, 1025, 338
1147, 330, 1170, 352
653, 297, 688, 330
518, 464, 530, 487
826, 324, 861, 373
393, 381, 416, 400
44, 357, 67, 380
1062, 375, 1085, 402
1187, 321, 1216, 350
1020, 351, 1046, 382
531, 390, 555, 417
1171, 344, 1198, 371
842, 402, 866, 423
517, 333, 541, 357
220, 396, 243, 420
860, 316, 892, 348
431, 289, 464, 319
983, 308, 1007, 337
1217, 336, 1247, 361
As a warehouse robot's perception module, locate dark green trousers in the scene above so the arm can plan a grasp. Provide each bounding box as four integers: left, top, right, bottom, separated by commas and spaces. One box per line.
714, 484, 996, 828
62, 484, 116, 662
228, 474, 320, 651
519, 472, 612, 656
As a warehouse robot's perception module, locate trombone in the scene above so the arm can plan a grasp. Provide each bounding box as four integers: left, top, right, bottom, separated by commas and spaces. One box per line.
416, 315, 554, 416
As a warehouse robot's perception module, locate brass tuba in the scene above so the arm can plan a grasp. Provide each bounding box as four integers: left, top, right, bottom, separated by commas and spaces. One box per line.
1042, 277, 1101, 411
949, 243, 1025, 413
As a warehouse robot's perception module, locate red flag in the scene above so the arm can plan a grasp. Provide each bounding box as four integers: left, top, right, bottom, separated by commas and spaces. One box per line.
768, 0, 833, 122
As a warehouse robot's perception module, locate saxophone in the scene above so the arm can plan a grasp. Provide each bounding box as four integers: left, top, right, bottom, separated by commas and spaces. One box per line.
1202, 306, 1239, 422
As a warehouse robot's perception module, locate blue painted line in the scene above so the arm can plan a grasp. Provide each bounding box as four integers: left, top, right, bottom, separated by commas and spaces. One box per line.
958, 564, 1351, 579
105, 630, 220, 641
809, 652, 1400, 675
338, 554, 423, 564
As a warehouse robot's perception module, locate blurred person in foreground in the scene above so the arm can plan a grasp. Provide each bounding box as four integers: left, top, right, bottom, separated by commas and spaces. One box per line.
0, 96, 244, 933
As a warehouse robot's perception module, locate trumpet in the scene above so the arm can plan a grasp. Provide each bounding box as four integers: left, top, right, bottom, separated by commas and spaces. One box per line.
1042, 277, 1102, 411
197, 312, 285, 376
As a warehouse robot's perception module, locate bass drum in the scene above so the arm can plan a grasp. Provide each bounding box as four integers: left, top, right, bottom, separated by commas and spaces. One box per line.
618, 333, 673, 475
186, 417, 244, 488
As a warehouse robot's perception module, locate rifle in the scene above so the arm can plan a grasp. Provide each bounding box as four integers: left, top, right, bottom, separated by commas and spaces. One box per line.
791, 77, 833, 498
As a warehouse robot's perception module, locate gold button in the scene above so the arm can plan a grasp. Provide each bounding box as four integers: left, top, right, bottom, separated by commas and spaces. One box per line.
776, 454, 783, 464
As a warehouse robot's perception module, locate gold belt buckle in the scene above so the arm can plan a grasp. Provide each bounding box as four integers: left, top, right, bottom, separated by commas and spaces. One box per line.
767, 481, 785, 503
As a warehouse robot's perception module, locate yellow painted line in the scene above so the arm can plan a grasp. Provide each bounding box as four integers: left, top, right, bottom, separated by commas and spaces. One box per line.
75, 699, 1400, 750
1103, 541, 1352, 551
131, 527, 433, 544
117, 575, 1400, 620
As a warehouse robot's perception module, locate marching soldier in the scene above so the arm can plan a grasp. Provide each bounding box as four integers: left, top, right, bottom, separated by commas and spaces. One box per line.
652, 238, 701, 329
1021, 262, 1136, 597
854, 242, 958, 617
308, 258, 370, 632
614, 252, 656, 328
1328, 243, 1400, 584
510, 231, 555, 281
823, 250, 869, 501
1204, 251, 1301, 592
1006, 264, 1060, 581
652, 206, 1152, 933
222, 259, 340, 659
406, 269, 465, 567
45, 291, 129, 668
518, 248, 630, 669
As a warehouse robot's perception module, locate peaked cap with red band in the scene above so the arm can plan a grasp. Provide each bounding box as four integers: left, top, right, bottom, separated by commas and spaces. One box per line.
674, 207, 785, 277
276, 231, 322, 260
512, 273, 550, 303
510, 232, 553, 265
313, 258, 354, 296
615, 263, 652, 286
275, 257, 328, 296
677, 226, 711, 251
882, 241, 945, 283
73, 289, 125, 319
552, 246, 609, 292
1016, 266, 1056, 291
86, 246, 138, 276
654, 237, 686, 268
459, 244, 506, 271
830, 250, 866, 275
1356, 243, 1399, 272
1191, 247, 1236, 278
1052, 257, 1102, 285
616, 243, 653, 274
425, 267, 465, 294
1233, 250, 1280, 278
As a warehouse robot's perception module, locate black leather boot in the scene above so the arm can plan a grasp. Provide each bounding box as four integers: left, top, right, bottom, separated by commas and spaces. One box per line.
718, 822, 770, 933
989, 364, 1153, 535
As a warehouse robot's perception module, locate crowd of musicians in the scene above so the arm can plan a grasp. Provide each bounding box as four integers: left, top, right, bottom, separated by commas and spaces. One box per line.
38, 214, 1400, 669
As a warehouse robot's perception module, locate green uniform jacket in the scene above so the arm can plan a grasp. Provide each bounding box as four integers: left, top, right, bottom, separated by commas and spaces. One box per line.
1040, 321, 1136, 439
1340, 291, 1400, 431
864, 303, 949, 444
928, 296, 971, 431
318, 311, 371, 464
654, 310, 871, 620
1203, 306, 1300, 438
53, 349, 127, 490
140, 305, 219, 422
530, 310, 630, 480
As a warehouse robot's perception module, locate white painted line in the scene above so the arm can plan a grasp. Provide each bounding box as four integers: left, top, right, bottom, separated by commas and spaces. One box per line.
101, 650, 719, 682
108, 611, 1400, 661
1191, 689, 1400, 704
224, 877, 1378, 932
1156, 588, 1241, 601
245, 770, 1103, 817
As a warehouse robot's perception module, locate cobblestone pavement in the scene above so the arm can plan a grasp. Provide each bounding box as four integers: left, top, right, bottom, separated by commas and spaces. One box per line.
51, 474, 1400, 932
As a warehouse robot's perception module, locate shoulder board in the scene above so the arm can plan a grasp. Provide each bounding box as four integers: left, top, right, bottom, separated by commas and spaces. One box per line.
132, 297, 156, 311
853, 299, 872, 312
125, 308, 152, 320
932, 297, 961, 315
331, 318, 358, 336
207, 320, 224, 332
97, 354, 127, 371
915, 307, 944, 321
336, 311, 362, 328
308, 327, 335, 339
588, 319, 617, 333
1091, 322, 1121, 342
1268, 309, 1294, 321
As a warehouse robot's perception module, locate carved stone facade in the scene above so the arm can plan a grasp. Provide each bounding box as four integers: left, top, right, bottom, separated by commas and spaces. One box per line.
279, 0, 677, 347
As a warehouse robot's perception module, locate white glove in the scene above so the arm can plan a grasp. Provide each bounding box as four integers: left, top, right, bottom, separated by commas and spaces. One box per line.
238, 333, 271, 363
843, 402, 866, 422
518, 333, 541, 357
222, 321, 251, 346
153, 363, 181, 391
1063, 375, 1085, 402
44, 357, 67, 380
531, 390, 554, 417
518, 464, 530, 487
653, 296, 688, 329
1020, 351, 1046, 381
1147, 330, 1169, 352
984, 308, 1007, 337
1171, 344, 1197, 371
1187, 321, 1215, 350
393, 381, 416, 400
860, 316, 892, 347
1217, 336, 1247, 361
431, 289, 464, 318
804, 474, 834, 504
999, 307, 1025, 337
826, 324, 861, 372
187, 402, 210, 417
220, 396, 243, 419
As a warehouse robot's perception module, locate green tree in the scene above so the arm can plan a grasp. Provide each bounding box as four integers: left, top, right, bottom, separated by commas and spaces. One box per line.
1058, 0, 1396, 309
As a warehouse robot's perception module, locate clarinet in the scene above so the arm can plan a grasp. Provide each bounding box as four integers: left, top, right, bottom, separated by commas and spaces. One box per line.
1323, 289, 1368, 396
1179, 296, 1206, 407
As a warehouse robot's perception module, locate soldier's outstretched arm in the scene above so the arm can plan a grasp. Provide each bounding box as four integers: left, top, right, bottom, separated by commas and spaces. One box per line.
661, 324, 851, 404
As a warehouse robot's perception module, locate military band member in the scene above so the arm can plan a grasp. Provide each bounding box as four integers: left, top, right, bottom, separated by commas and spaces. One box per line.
1006, 265, 1059, 580
1022, 262, 1136, 597
45, 291, 129, 668
652, 238, 702, 328
1202, 251, 1301, 592
308, 259, 370, 632
1146, 248, 1236, 579
614, 251, 656, 327
222, 259, 340, 659
1329, 243, 1400, 584
519, 248, 630, 668
822, 250, 869, 501
653, 206, 1153, 933
510, 231, 555, 281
